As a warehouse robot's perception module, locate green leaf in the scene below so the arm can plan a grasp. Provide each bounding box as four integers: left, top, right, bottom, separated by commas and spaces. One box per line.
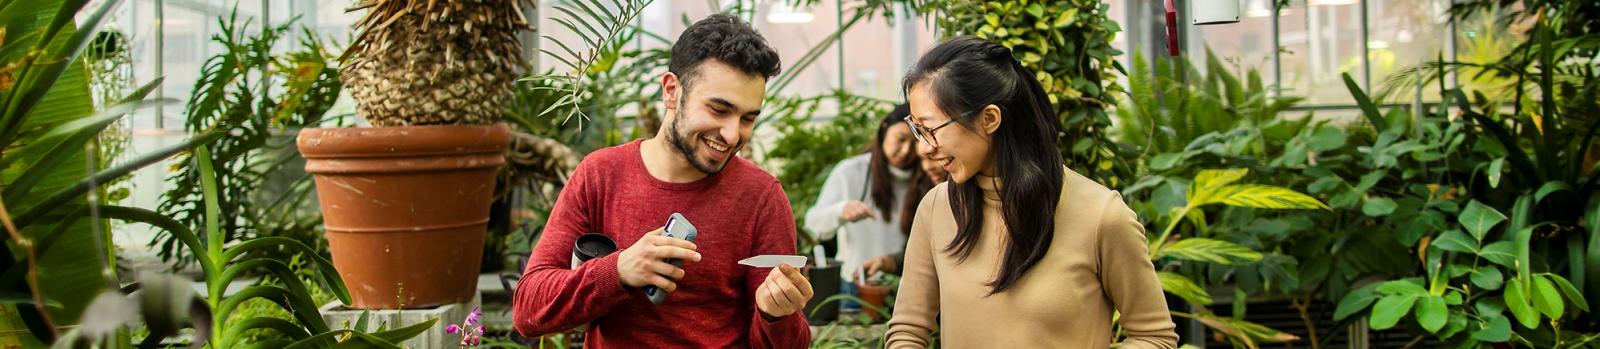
1307, 177, 1342, 194
1530, 275, 1563, 319
1416, 295, 1448, 333
1362, 197, 1398, 216
1471, 314, 1512, 342
1356, 171, 1385, 192
1157, 272, 1212, 305
1052, 9, 1078, 28
1471, 268, 1505, 290
1370, 295, 1418, 330
1334, 283, 1381, 321
1025, 3, 1044, 17
1377, 279, 1428, 296
1193, 168, 1250, 194
1431, 230, 1479, 253
1150, 152, 1185, 170
1205, 184, 1329, 210
1342, 72, 1388, 133
1159, 238, 1263, 265
1308, 127, 1347, 151
1546, 274, 1588, 312
1440, 312, 1469, 338
369, 318, 438, 344
1533, 181, 1572, 205
1504, 277, 1539, 329
1459, 200, 1506, 241
1480, 242, 1517, 267
1486, 158, 1505, 188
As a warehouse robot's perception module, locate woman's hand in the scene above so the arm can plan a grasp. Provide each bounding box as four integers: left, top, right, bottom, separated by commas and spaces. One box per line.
840, 201, 878, 222
857, 255, 898, 279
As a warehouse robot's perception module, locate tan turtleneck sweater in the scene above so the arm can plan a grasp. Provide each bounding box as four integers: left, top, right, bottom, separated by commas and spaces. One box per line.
885, 168, 1178, 349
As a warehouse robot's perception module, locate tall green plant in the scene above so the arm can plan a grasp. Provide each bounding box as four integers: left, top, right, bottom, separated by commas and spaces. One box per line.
153, 13, 344, 268
66, 146, 434, 348
0, 0, 231, 343
1136, 168, 1325, 348
1330, 7, 1600, 339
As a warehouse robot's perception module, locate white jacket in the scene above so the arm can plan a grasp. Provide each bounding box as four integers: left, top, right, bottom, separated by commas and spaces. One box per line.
805, 153, 911, 281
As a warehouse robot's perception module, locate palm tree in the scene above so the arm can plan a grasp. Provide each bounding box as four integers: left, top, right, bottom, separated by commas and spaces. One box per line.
342, 0, 532, 126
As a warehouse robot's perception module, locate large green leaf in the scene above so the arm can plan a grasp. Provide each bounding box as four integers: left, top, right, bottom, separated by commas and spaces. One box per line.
1376, 279, 1427, 296
1416, 295, 1448, 333
1334, 283, 1381, 321
0, 0, 124, 332
368, 318, 438, 344
1342, 72, 1388, 134
1159, 238, 1262, 265
1480, 242, 1517, 267
1431, 230, 1479, 253
1504, 277, 1539, 329
1205, 184, 1329, 210
1187, 168, 1249, 202
1157, 272, 1212, 305
1471, 314, 1512, 342
1530, 275, 1564, 319
1369, 295, 1417, 330
1361, 197, 1398, 216
1471, 268, 1505, 290
1547, 274, 1588, 312
1459, 200, 1506, 241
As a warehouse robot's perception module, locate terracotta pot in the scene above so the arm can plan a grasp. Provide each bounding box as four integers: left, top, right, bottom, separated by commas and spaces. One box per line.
855, 280, 891, 323
297, 123, 511, 309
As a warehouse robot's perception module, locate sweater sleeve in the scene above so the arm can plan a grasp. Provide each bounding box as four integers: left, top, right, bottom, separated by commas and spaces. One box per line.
747, 181, 811, 349
884, 189, 942, 349
803, 157, 861, 242
512, 160, 637, 337
1098, 192, 1180, 349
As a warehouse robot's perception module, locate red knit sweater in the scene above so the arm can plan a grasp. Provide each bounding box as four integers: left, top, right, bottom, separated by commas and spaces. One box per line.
513, 140, 810, 348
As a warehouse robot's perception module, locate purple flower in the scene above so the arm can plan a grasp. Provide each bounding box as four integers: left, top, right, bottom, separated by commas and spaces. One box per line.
445, 324, 461, 334
465, 307, 481, 326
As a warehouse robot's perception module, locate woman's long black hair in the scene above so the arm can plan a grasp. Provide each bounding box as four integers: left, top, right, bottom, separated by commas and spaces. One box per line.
866, 104, 914, 221
902, 36, 1064, 294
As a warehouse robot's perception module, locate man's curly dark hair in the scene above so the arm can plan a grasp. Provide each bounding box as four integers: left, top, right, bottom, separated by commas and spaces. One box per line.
669, 14, 782, 90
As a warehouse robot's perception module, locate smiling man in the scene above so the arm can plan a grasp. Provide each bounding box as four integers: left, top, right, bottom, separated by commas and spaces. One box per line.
512, 14, 812, 348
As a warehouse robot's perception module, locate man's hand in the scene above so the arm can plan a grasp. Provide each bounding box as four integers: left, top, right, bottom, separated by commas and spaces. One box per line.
857, 255, 898, 279
840, 201, 878, 222
756, 264, 814, 319
618, 228, 701, 292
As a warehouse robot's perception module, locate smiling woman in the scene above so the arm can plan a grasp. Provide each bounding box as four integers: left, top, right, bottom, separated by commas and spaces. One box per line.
886, 36, 1178, 349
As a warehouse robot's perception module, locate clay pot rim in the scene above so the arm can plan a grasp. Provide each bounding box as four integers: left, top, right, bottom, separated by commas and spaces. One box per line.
297, 123, 512, 158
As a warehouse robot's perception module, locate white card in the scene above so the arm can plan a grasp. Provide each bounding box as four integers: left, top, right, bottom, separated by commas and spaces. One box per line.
738, 255, 808, 268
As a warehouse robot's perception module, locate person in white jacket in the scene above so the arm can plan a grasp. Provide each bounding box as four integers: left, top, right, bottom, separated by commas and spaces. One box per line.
805, 103, 917, 310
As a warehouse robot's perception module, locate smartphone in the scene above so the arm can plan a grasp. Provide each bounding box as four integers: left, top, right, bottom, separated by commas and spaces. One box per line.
645, 212, 698, 304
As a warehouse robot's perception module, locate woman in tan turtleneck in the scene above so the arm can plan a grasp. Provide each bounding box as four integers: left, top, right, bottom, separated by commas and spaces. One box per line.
886, 36, 1178, 348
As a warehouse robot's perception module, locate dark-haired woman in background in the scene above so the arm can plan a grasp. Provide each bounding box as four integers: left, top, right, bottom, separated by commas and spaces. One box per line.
858, 141, 945, 277
804, 104, 917, 309
885, 36, 1178, 348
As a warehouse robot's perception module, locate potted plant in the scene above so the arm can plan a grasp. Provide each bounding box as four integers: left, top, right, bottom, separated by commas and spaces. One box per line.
296, 0, 529, 309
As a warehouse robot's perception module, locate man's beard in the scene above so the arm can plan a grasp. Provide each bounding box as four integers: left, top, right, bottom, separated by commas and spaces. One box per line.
666, 107, 736, 175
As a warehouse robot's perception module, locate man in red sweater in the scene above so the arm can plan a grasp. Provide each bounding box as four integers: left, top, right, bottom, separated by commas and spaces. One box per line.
512, 14, 813, 348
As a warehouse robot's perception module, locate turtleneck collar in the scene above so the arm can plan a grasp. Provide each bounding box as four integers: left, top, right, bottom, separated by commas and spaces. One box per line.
975, 173, 1002, 204
889, 165, 913, 180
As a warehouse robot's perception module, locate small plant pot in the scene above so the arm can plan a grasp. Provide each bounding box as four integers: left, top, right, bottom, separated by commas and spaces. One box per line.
804, 261, 841, 323
298, 123, 511, 309
854, 280, 891, 323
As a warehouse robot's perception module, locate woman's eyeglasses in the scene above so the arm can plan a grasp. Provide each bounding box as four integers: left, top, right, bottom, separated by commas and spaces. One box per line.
903, 111, 967, 147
